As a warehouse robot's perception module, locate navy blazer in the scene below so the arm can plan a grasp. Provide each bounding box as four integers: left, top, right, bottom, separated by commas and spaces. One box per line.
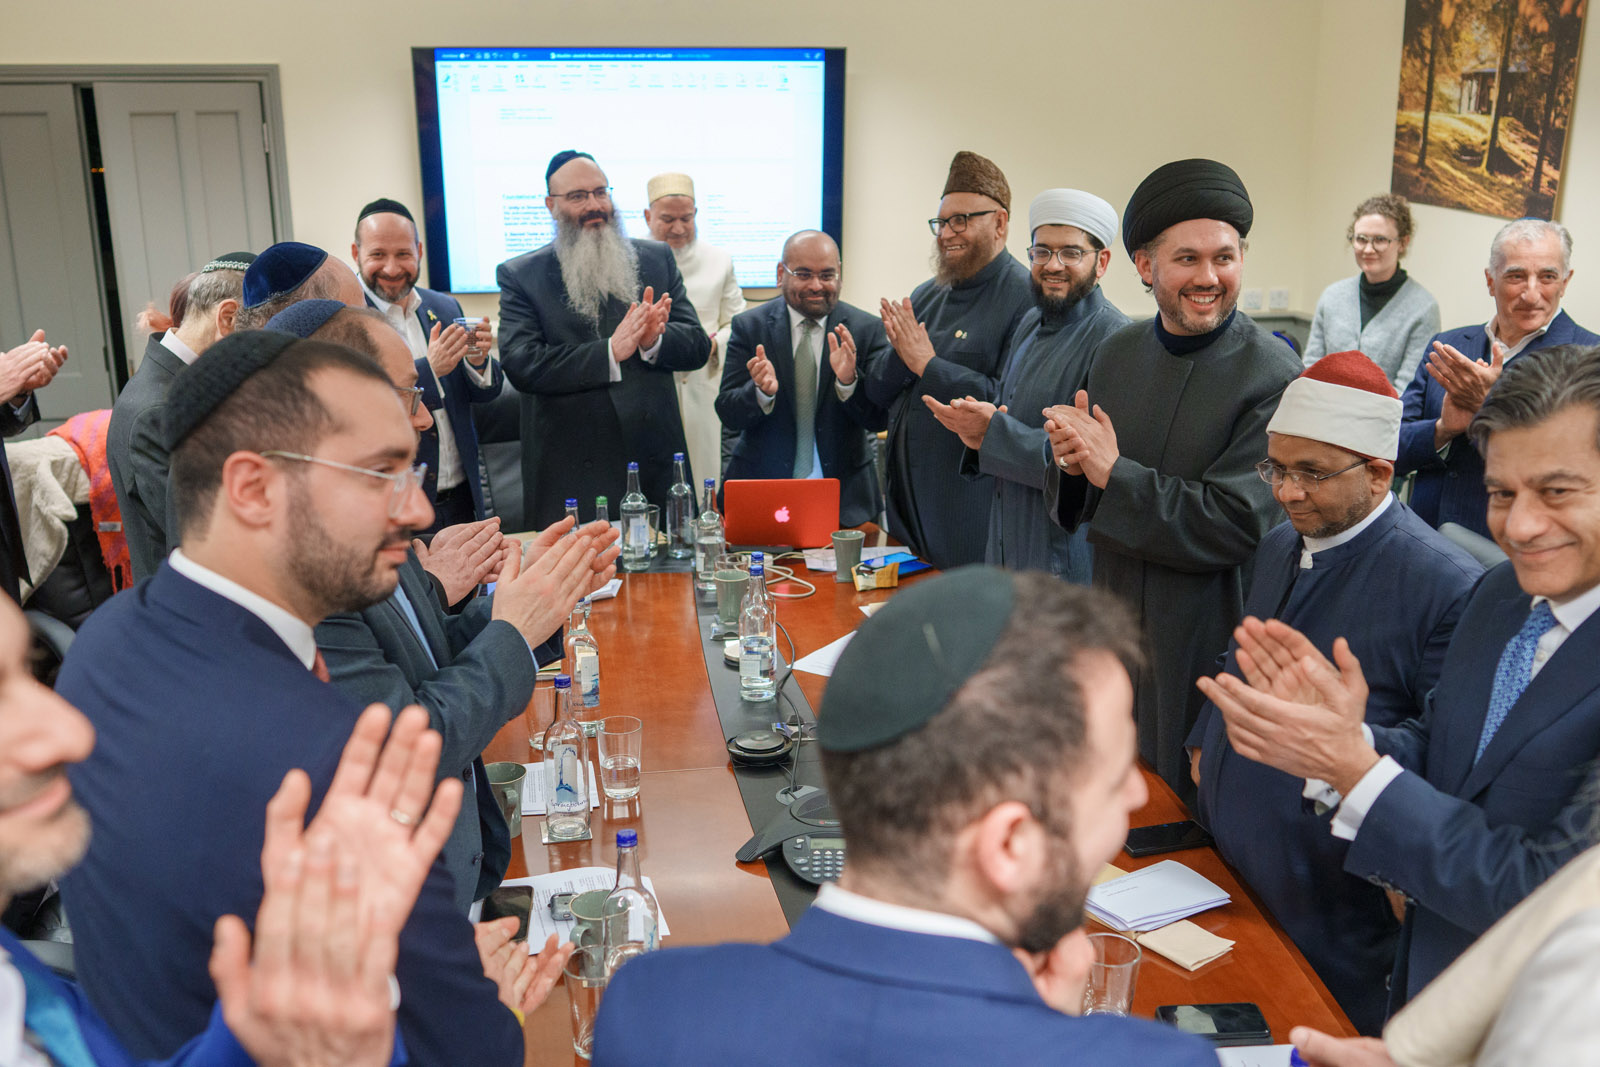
108, 334, 183, 580
1395, 310, 1598, 536
715, 297, 889, 527
365, 286, 502, 520
1345, 562, 1600, 1006
593, 907, 1214, 1066
57, 565, 522, 1065
497, 239, 710, 527
315, 555, 543, 911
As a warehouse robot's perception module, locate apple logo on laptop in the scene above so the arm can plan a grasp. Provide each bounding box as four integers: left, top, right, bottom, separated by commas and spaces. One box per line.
774, 506, 791, 523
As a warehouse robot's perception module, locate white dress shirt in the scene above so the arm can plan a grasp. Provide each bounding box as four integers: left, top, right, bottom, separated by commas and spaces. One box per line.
360, 278, 494, 493
1330, 577, 1600, 841
157, 329, 201, 366
813, 884, 1001, 946
0, 944, 51, 1067
754, 305, 859, 477
167, 548, 317, 669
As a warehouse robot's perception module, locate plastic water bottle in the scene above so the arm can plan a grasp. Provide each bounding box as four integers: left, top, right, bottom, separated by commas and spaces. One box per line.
694, 478, 723, 594
565, 598, 601, 716
601, 829, 661, 972
620, 462, 651, 571
594, 495, 610, 524
739, 563, 777, 701
563, 497, 581, 534
667, 453, 694, 559
539, 675, 590, 841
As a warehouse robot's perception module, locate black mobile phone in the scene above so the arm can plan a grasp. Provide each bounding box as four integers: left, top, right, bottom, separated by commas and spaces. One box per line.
481, 885, 535, 942
1124, 820, 1213, 857
1155, 1003, 1272, 1047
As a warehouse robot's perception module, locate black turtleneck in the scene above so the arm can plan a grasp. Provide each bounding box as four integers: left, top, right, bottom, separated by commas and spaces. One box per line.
1154, 309, 1237, 356
1358, 267, 1407, 329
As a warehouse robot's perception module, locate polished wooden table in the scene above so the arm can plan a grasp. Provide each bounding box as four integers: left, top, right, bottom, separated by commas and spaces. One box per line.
484, 553, 1354, 1063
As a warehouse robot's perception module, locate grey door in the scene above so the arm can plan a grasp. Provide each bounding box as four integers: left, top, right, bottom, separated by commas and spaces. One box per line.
0, 83, 114, 426
92, 81, 274, 370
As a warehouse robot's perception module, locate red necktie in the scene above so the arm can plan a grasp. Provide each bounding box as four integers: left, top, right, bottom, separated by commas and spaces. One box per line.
312, 649, 331, 683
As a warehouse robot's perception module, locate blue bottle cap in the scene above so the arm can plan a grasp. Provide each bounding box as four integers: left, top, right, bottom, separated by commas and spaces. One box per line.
553, 674, 571, 689
616, 829, 638, 848
673, 451, 684, 461
628, 461, 640, 471
565, 498, 578, 507
750, 564, 764, 577
751, 551, 763, 562
704, 478, 716, 488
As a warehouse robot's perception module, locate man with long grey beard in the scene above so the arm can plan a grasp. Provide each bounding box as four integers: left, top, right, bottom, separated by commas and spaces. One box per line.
497, 151, 710, 527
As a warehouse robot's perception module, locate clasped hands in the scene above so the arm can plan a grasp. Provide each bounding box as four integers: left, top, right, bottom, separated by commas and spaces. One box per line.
491, 516, 620, 647
611, 286, 672, 362
923, 395, 1004, 451
1193, 617, 1380, 796
1042, 391, 1119, 488
425, 318, 492, 378
879, 297, 935, 376
1428, 338, 1506, 445
746, 323, 862, 398
0, 329, 68, 405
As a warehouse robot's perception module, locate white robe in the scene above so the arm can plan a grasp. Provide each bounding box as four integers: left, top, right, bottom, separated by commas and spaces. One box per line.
670, 240, 745, 485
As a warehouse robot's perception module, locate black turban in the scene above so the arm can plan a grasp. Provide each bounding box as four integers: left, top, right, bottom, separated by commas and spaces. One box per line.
545, 150, 595, 185
164, 330, 302, 451
1121, 158, 1252, 261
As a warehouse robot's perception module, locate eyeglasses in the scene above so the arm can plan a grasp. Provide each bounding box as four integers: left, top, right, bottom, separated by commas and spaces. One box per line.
1028, 245, 1096, 267
780, 265, 839, 284
395, 385, 424, 416
1350, 234, 1394, 251
260, 451, 428, 518
1255, 457, 1367, 489
555, 186, 612, 205
927, 210, 996, 236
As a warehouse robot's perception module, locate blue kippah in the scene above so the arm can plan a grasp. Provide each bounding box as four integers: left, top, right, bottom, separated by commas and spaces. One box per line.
819, 566, 1017, 752
163, 329, 303, 451
265, 299, 346, 339
242, 242, 330, 309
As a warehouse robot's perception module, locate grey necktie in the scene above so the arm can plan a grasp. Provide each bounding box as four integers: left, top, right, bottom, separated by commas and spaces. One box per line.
793, 319, 818, 478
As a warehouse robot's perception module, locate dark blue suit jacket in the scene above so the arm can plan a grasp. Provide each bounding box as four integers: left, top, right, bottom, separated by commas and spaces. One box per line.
715, 298, 889, 528
315, 555, 544, 911
0, 927, 259, 1066
591, 907, 1215, 1066
1345, 562, 1600, 1006
57, 565, 522, 1065
366, 286, 502, 520
1395, 310, 1597, 536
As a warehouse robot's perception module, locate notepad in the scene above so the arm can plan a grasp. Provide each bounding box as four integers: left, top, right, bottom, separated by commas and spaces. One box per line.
1085, 859, 1229, 932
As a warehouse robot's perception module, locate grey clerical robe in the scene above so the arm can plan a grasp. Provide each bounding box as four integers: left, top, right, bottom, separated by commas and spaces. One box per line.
958, 287, 1129, 580
866, 250, 1032, 570
1046, 312, 1301, 797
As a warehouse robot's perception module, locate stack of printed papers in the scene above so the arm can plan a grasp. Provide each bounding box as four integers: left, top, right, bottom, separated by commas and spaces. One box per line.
1085, 860, 1229, 932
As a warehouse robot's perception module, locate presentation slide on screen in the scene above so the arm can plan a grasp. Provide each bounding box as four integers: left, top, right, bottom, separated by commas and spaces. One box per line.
433, 48, 829, 292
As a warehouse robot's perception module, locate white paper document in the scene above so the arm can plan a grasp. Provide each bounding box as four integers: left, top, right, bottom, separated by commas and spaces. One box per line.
1085, 859, 1229, 932
792, 631, 855, 677
588, 577, 623, 601
1216, 1047, 1296, 1066
500, 866, 672, 946
519, 761, 601, 815
800, 546, 898, 573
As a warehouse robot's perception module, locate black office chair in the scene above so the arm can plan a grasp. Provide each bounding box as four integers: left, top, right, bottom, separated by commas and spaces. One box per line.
472, 379, 526, 532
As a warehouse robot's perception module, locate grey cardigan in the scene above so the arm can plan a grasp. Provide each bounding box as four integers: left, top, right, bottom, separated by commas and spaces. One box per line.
1303, 273, 1441, 388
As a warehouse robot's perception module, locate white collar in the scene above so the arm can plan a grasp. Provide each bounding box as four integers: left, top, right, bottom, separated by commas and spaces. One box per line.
167, 549, 318, 669
1535, 577, 1600, 636
0, 941, 47, 1067
1486, 312, 1557, 356
813, 884, 1002, 945
157, 329, 201, 366
1300, 493, 1394, 564
786, 304, 823, 335
359, 277, 421, 318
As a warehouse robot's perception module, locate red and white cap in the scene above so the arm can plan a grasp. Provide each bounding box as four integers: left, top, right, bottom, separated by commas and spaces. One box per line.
1266, 350, 1401, 461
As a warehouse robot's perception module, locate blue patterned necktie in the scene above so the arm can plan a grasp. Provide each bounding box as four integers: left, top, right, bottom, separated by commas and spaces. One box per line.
19, 964, 97, 1067
1477, 600, 1559, 762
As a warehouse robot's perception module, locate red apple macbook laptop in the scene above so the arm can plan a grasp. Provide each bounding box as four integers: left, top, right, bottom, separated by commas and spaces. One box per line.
722, 478, 841, 548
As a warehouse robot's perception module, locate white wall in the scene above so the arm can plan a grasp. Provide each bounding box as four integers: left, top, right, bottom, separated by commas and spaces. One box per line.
6, 0, 1600, 332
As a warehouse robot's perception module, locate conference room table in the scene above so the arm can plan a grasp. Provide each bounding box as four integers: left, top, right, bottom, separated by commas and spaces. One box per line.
484, 532, 1355, 1064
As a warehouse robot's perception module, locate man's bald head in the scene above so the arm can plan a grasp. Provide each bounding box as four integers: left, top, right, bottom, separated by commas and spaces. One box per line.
782, 230, 839, 264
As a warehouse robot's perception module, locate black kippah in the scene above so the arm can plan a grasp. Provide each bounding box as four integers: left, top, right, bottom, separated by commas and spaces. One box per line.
1122, 158, 1253, 262
819, 566, 1017, 753
265, 299, 346, 339
164, 329, 302, 451
201, 251, 256, 274
358, 198, 413, 224
546, 149, 595, 185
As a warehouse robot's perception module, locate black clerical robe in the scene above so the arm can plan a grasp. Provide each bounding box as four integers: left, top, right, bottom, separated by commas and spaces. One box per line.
497, 239, 711, 527
1046, 312, 1300, 797
866, 250, 1031, 569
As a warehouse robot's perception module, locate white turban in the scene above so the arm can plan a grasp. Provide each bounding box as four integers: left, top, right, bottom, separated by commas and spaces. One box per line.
1028, 189, 1118, 250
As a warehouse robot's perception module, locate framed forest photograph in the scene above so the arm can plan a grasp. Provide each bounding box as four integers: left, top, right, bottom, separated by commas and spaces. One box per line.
1392, 0, 1588, 220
